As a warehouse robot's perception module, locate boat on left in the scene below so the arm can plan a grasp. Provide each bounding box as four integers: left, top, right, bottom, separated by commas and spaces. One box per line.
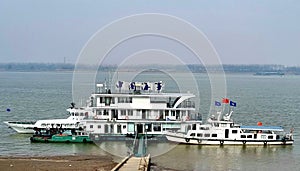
3, 103, 93, 134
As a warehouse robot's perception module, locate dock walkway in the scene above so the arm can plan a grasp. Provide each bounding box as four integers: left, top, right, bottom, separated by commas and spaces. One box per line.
111, 134, 150, 171
111, 154, 150, 171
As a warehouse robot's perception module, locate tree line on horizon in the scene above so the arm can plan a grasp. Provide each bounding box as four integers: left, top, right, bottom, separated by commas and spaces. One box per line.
0, 63, 300, 74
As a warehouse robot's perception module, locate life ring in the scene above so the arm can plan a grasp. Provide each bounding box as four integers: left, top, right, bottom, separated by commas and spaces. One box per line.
220, 140, 224, 145
185, 138, 190, 143
125, 116, 129, 120
198, 139, 202, 143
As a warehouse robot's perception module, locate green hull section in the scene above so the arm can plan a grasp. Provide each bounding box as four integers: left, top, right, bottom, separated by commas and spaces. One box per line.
30, 135, 93, 143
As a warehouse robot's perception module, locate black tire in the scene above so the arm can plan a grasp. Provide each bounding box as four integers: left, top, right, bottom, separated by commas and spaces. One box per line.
66, 140, 70, 143
220, 140, 224, 145
185, 138, 190, 143
264, 141, 267, 146
83, 138, 87, 143
243, 141, 246, 145
198, 139, 202, 143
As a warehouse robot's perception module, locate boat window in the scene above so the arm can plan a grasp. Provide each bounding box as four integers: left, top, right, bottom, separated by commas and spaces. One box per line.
128, 110, 133, 116
111, 97, 115, 104
247, 135, 252, 138
118, 97, 124, 103
97, 125, 101, 129
71, 112, 74, 116
41, 124, 46, 127
232, 130, 238, 134
153, 124, 161, 131
117, 125, 121, 133
220, 123, 227, 127
241, 135, 246, 138
105, 97, 111, 106
192, 124, 196, 130
103, 110, 108, 116
261, 135, 266, 139
190, 133, 195, 136
90, 125, 93, 129
75, 113, 79, 116
145, 124, 152, 132
204, 134, 210, 137
268, 135, 273, 139
123, 125, 126, 129
120, 110, 126, 116
213, 123, 219, 127
197, 133, 202, 137
212, 134, 217, 137
80, 113, 84, 116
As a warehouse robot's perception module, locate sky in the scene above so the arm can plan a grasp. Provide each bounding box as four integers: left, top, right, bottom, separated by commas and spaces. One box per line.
0, 0, 299, 66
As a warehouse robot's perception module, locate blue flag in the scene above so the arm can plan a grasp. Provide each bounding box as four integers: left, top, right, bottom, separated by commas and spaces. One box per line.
215, 101, 221, 106
230, 101, 237, 107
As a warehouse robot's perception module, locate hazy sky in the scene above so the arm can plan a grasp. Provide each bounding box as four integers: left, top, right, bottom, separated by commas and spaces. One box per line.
0, 0, 299, 65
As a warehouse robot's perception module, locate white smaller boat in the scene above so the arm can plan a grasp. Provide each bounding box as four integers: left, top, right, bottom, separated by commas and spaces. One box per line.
3, 104, 93, 134
166, 110, 294, 146
3, 121, 36, 133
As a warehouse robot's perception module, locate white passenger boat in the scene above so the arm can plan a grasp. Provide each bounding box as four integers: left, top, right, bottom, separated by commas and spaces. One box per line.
3, 105, 93, 134
166, 108, 294, 145
3, 121, 36, 134
83, 81, 202, 141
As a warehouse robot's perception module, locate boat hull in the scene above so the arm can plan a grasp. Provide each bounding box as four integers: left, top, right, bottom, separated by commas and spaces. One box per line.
30, 135, 93, 143
3, 121, 35, 134
166, 132, 294, 145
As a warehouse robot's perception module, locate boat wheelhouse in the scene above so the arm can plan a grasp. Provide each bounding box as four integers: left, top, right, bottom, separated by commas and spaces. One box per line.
84, 81, 202, 141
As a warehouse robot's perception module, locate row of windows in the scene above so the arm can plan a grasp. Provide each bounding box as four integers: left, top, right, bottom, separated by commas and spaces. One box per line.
96, 109, 187, 116
190, 133, 218, 138
70, 112, 87, 116
88, 124, 162, 132
98, 97, 134, 104
240, 135, 274, 139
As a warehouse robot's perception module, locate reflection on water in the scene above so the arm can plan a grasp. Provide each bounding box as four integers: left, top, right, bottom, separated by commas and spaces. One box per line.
97, 141, 178, 158
152, 145, 297, 171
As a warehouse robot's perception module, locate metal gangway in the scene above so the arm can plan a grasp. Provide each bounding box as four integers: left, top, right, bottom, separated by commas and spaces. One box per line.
111, 133, 150, 171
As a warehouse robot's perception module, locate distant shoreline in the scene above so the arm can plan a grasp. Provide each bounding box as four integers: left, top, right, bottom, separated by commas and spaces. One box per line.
1, 63, 300, 75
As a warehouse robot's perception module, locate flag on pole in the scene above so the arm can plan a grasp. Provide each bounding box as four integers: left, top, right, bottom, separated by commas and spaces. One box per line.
230, 101, 237, 107
215, 101, 221, 106
222, 98, 229, 104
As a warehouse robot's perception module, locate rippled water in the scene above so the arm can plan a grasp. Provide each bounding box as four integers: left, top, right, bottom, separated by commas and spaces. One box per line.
0, 72, 299, 170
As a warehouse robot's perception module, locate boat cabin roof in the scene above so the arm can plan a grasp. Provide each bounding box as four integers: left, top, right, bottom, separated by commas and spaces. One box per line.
240, 125, 284, 131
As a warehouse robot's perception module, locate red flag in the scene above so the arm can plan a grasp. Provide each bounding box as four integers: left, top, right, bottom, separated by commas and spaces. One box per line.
222, 98, 229, 103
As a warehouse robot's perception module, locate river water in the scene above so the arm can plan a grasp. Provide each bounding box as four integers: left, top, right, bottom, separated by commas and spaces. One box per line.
0, 71, 299, 170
